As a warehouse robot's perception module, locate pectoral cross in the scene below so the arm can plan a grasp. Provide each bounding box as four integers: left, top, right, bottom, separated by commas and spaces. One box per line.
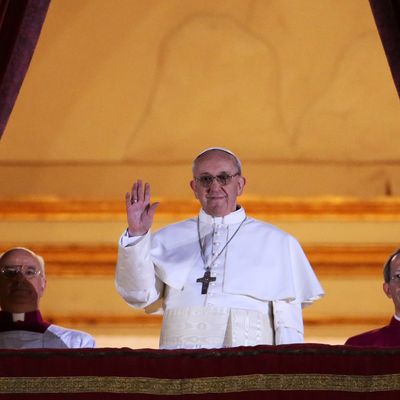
196, 268, 216, 294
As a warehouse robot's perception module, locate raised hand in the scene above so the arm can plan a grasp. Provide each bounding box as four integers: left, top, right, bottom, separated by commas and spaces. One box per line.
125, 180, 159, 236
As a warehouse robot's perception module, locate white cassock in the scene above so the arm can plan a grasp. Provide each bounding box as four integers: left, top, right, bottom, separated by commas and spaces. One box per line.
116, 207, 324, 349
0, 311, 96, 349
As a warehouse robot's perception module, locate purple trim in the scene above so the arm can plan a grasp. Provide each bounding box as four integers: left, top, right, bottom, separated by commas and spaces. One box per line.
0, 310, 50, 333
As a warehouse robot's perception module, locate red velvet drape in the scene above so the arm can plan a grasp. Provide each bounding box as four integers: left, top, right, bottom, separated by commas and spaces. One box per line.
0, 0, 50, 139
1, 345, 400, 399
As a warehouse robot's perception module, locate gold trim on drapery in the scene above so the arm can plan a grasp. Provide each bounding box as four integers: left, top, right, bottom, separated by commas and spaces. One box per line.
1, 373, 400, 394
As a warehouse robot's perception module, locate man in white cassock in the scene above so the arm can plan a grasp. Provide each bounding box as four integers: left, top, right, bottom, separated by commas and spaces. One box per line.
0, 247, 95, 349
115, 148, 324, 349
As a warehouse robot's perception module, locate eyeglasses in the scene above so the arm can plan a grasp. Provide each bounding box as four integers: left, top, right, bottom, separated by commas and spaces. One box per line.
194, 173, 240, 188
0, 265, 42, 280
390, 273, 400, 283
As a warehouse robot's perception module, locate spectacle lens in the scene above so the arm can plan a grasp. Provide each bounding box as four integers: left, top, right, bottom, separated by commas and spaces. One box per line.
0, 265, 41, 279
196, 173, 239, 188
391, 273, 400, 282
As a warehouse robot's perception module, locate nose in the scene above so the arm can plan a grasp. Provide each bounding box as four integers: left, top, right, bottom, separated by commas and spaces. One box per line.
208, 178, 222, 190
13, 271, 26, 281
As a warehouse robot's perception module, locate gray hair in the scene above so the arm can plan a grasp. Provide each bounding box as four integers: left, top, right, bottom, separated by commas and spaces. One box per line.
383, 248, 400, 283
0, 247, 45, 276
192, 147, 242, 175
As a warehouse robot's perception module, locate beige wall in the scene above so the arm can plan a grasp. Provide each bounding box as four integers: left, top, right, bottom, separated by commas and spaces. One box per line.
1, 0, 400, 199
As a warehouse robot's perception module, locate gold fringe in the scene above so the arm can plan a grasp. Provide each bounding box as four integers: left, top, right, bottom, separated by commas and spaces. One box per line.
1, 373, 400, 394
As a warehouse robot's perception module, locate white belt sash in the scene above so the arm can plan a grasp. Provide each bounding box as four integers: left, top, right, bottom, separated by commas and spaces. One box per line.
159, 306, 274, 349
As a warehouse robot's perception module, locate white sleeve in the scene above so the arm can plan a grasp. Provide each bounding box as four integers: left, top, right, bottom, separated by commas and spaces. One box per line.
273, 300, 304, 344
76, 332, 96, 348
115, 230, 164, 309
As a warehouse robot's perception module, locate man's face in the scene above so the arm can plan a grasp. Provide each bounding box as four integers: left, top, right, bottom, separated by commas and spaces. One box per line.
190, 150, 246, 217
0, 250, 46, 313
383, 254, 400, 316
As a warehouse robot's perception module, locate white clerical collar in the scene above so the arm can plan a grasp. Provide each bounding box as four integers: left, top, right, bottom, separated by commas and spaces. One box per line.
12, 313, 25, 322
394, 314, 400, 322
199, 207, 246, 225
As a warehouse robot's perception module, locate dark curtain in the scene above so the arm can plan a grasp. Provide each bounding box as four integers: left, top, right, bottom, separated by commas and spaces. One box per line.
0, 0, 50, 139
369, 0, 400, 98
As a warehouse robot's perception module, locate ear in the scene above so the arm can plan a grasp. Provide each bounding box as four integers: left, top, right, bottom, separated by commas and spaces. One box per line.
383, 282, 392, 299
237, 176, 246, 195
190, 180, 199, 199
38, 277, 47, 299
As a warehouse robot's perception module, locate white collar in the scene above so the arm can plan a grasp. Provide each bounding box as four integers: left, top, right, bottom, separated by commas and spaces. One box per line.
12, 313, 25, 322
199, 207, 246, 225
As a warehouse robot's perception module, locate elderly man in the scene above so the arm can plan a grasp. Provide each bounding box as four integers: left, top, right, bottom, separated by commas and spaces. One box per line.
0, 247, 95, 349
346, 248, 400, 346
116, 147, 323, 349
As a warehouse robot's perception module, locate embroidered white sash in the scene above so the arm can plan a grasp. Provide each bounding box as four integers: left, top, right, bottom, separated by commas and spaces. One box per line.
159, 305, 274, 349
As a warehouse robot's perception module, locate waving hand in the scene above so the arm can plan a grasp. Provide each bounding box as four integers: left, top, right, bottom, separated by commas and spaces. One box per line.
125, 180, 159, 236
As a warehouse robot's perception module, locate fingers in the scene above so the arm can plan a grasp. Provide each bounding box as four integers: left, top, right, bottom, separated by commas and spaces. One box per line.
128, 180, 143, 204
127, 180, 153, 206
144, 182, 151, 205
137, 180, 143, 203
128, 182, 136, 205
125, 192, 132, 209
132, 180, 140, 204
